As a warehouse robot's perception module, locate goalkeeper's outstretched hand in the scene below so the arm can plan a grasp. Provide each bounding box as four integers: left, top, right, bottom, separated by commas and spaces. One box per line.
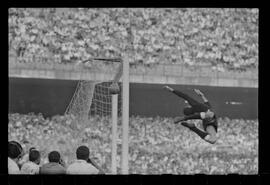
194, 89, 204, 96
163, 86, 174, 92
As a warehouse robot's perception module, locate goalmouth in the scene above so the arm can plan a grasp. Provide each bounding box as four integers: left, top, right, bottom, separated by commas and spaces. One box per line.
65, 56, 130, 174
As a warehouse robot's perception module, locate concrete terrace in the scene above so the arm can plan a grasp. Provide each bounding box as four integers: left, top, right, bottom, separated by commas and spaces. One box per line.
8, 56, 258, 88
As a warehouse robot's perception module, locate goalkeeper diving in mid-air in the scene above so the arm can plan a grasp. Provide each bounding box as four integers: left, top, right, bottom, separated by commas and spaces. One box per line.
163, 86, 218, 144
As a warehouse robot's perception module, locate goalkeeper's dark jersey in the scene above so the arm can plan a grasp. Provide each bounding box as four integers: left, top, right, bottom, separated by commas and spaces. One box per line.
172, 89, 210, 113
202, 101, 218, 132
171, 89, 218, 131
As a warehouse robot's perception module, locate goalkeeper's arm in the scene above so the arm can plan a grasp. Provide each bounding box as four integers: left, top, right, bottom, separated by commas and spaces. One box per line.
174, 111, 214, 124
174, 112, 202, 123
163, 85, 174, 92
194, 89, 212, 108
194, 89, 208, 102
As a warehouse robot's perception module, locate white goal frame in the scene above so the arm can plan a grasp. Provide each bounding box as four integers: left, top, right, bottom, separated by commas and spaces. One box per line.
121, 56, 129, 174
111, 56, 129, 174
65, 56, 129, 174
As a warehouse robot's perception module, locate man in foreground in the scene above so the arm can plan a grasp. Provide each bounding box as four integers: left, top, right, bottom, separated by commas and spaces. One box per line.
66, 145, 104, 174
40, 151, 66, 174
8, 141, 24, 174
21, 147, 41, 174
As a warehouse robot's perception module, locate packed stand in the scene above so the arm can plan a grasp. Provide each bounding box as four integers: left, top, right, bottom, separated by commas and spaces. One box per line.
8, 8, 258, 72
8, 113, 258, 174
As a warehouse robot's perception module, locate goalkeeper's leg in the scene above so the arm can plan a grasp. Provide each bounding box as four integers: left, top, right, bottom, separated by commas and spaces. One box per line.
204, 125, 218, 144
180, 122, 217, 144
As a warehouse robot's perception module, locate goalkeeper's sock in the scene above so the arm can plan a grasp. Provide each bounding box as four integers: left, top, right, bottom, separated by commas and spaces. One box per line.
188, 126, 208, 139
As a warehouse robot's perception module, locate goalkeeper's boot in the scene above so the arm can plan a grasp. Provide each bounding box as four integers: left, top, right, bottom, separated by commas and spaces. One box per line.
181, 121, 195, 128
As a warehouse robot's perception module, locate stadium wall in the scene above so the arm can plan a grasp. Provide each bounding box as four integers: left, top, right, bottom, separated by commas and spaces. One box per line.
9, 77, 258, 119
9, 59, 258, 88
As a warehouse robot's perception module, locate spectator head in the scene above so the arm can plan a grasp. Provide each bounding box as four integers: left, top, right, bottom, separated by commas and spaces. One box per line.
29, 149, 41, 165
8, 141, 23, 161
48, 151, 61, 163
76, 146, 90, 161
183, 107, 194, 116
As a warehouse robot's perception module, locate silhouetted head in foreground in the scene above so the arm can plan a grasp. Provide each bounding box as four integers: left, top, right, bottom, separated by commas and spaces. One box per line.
48, 151, 61, 163
76, 145, 90, 161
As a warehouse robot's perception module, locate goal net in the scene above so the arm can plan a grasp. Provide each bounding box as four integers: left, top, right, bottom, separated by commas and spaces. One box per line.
65, 80, 122, 123
64, 58, 127, 174
90, 81, 122, 117
65, 59, 123, 124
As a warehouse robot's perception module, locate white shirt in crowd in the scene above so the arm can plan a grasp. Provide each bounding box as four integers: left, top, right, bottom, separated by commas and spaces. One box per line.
66, 159, 99, 174
20, 161, 40, 174
8, 157, 20, 174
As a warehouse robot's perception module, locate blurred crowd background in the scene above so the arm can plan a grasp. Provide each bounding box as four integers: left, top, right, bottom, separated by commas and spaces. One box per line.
8, 113, 258, 174
8, 8, 258, 174
9, 8, 258, 72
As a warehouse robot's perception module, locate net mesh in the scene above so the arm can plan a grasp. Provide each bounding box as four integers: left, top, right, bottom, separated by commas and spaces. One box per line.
90, 82, 122, 117
65, 80, 96, 123
65, 62, 122, 125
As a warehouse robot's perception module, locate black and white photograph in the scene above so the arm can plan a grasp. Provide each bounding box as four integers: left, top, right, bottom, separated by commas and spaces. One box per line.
8, 8, 258, 176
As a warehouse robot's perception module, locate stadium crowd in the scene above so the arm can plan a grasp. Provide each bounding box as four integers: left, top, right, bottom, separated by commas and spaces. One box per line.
8, 113, 258, 174
9, 8, 258, 72
8, 8, 258, 175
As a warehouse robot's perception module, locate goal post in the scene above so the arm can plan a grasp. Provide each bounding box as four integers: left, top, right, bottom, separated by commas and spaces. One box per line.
111, 94, 118, 174
121, 56, 129, 174
110, 57, 129, 174
65, 57, 130, 174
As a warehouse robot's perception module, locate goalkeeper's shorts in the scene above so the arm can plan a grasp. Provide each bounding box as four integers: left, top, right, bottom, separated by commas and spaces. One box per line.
202, 118, 218, 132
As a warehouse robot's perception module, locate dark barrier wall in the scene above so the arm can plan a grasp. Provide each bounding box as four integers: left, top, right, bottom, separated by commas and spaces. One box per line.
130, 83, 258, 119
9, 77, 258, 119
